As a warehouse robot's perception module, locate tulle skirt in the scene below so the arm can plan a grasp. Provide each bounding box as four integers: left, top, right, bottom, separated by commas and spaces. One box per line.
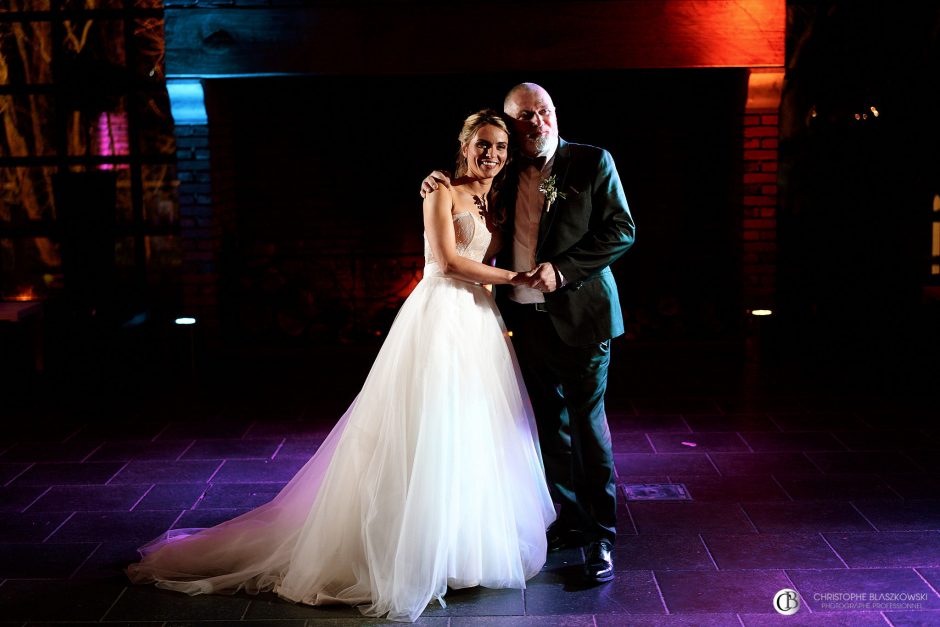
127, 267, 556, 622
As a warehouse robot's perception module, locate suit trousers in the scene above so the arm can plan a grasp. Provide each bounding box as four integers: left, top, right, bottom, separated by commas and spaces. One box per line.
505, 301, 617, 543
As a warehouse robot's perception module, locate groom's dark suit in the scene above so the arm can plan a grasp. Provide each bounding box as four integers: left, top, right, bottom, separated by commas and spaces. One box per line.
496, 137, 635, 544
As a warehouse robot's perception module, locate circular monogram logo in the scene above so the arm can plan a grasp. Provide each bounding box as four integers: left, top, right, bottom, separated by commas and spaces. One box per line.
773, 588, 801, 615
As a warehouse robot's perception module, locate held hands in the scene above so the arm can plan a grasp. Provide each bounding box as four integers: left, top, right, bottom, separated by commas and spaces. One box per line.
511, 263, 558, 292
528, 263, 559, 293
510, 270, 534, 286
420, 170, 453, 198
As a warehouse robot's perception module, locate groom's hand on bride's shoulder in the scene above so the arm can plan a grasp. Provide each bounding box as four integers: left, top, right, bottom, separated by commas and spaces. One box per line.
420, 170, 452, 199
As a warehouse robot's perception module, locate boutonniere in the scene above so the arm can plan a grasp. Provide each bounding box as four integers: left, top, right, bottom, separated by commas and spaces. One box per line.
538, 174, 567, 212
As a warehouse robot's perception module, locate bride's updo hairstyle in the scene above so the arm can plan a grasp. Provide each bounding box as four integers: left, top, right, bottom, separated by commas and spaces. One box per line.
454, 109, 512, 178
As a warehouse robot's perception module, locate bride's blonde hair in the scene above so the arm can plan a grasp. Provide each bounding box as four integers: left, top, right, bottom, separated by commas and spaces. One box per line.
454, 109, 511, 178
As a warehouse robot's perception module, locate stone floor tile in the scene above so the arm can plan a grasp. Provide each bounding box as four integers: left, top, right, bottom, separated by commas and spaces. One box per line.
708, 452, 820, 476
742, 502, 875, 533
596, 615, 741, 626
648, 432, 748, 453
46, 510, 180, 544
11, 462, 125, 486
880, 474, 940, 499
181, 438, 283, 460
421, 587, 524, 617
0, 511, 71, 543
883, 610, 940, 627
453, 617, 594, 627
0, 542, 97, 578
917, 567, 940, 590
76, 420, 169, 441
26, 484, 150, 512
0, 462, 31, 485
108, 460, 221, 485
852, 500, 940, 531
612, 534, 715, 570
0, 485, 47, 512
674, 475, 789, 502
194, 482, 283, 509
716, 398, 805, 414
165, 622, 305, 627
88, 440, 194, 462
524, 568, 665, 615
824, 531, 940, 568
702, 533, 844, 569
628, 502, 756, 534
72, 540, 144, 581
132, 483, 207, 511
655, 569, 791, 613
242, 591, 362, 619
738, 612, 889, 625
787, 568, 940, 612
903, 451, 940, 473
806, 452, 921, 474
776, 474, 900, 501
273, 438, 325, 458
632, 398, 722, 414
607, 414, 689, 433
684, 413, 779, 432
156, 421, 254, 441
833, 431, 940, 452
610, 432, 656, 453
210, 458, 308, 483
769, 412, 872, 432
244, 420, 328, 439
739, 432, 846, 452
0, 579, 126, 621
614, 453, 717, 477
173, 507, 249, 529
104, 584, 251, 620
0, 441, 102, 463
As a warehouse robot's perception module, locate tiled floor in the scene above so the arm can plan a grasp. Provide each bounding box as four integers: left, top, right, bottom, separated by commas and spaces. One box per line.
1, 339, 939, 625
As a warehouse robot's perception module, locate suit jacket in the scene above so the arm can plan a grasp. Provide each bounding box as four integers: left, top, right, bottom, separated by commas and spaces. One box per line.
495, 138, 636, 346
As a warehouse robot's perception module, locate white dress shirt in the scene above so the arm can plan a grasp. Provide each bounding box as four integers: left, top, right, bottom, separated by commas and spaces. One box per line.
511, 139, 559, 304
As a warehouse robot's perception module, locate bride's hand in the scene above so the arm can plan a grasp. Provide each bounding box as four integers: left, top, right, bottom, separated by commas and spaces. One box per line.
510, 269, 537, 286
509, 272, 527, 286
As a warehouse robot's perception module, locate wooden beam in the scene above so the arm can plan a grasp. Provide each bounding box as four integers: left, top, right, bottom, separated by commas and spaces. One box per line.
166, 0, 784, 76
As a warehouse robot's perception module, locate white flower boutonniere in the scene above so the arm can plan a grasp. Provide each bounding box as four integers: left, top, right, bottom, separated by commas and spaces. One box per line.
538, 174, 567, 212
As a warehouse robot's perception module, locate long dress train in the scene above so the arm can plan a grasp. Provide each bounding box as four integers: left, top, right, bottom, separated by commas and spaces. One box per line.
127, 211, 556, 622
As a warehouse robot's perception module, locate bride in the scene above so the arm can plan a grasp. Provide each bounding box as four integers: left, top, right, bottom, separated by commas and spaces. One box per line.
127, 109, 556, 623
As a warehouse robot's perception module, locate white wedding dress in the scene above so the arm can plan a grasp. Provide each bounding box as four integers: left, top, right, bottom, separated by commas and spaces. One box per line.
127, 211, 556, 622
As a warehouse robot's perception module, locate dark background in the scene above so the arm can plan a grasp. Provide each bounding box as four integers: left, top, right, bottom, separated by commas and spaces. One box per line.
205, 69, 747, 347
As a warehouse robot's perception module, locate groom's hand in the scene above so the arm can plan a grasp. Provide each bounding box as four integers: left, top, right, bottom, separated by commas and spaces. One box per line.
420, 170, 452, 199
527, 263, 558, 293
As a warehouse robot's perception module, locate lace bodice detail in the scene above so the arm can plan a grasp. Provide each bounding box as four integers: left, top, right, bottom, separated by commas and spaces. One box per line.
424, 212, 492, 266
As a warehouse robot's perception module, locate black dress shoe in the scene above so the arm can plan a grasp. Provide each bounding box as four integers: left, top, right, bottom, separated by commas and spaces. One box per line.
546, 524, 582, 552
584, 539, 614, 583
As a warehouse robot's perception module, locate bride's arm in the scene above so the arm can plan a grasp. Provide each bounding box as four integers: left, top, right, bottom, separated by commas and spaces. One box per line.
424, 188, 519, 285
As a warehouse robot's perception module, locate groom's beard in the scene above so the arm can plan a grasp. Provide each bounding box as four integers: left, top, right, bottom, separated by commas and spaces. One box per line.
532, 134, 550, 154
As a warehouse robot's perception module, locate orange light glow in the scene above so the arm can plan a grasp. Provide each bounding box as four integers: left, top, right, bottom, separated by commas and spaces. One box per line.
9, 287, 38, 301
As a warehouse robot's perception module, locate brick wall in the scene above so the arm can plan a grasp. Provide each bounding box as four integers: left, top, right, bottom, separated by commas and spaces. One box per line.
175, 123, 222, 333
742, 111, 780, 309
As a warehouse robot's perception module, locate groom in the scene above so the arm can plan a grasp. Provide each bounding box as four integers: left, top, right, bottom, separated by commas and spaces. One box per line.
423, 82, 635, 583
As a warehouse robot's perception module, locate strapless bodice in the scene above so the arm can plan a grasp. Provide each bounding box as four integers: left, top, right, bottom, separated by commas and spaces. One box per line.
423, 211, 491, 268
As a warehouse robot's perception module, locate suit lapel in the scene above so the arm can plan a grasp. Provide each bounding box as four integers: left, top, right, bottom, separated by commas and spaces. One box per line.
537, 138, 571, 257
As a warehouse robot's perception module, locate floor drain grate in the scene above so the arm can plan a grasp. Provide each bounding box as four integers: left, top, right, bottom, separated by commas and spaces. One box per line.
623, 483, 691, 501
